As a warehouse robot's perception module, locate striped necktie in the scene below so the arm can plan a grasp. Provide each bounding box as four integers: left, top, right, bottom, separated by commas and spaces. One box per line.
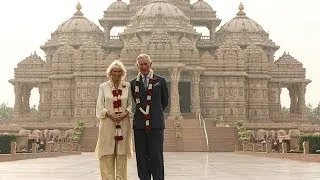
143, 76, 148, 89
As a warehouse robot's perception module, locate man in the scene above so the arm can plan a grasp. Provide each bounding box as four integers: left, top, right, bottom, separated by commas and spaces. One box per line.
130, 54, 169, 180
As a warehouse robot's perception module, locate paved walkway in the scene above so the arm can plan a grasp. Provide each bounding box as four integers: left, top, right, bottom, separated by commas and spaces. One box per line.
0, 152, 319, 180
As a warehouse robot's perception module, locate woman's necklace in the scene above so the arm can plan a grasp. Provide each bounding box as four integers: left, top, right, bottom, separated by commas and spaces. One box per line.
112, 82, 123, 141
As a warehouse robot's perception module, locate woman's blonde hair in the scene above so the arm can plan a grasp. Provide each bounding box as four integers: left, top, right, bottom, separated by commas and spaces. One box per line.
106, 60, 127, 81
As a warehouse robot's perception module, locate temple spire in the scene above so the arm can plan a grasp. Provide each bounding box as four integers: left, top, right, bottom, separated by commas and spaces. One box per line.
74, 2, 84, 16
236, 2, 246, 16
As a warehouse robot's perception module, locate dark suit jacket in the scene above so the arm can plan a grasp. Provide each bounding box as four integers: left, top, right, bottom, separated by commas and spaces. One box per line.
130, 74, 169, 130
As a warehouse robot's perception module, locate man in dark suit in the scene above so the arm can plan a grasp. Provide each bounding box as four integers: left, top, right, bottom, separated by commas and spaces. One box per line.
130, 54, 169, 180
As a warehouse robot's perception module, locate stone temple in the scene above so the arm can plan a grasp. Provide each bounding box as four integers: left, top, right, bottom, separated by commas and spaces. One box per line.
9, 0, 310, 132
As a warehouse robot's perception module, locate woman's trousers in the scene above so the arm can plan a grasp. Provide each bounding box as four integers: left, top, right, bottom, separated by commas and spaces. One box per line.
99, 154, 127, 180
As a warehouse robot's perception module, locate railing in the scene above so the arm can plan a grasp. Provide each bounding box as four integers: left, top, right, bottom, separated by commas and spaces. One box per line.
110, 36, 120, 40
196, 36, 212, 47
200, 36, 211, 41
198, 113, 209, 151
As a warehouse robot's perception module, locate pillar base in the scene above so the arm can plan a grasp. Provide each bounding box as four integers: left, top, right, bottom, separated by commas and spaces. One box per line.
167, 115, 183, 128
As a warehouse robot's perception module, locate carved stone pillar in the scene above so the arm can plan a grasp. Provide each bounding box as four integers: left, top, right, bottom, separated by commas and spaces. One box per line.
288, 86, 298, 113
297, 83, 306, 115
169, 67, 183, 116
208, 22, 216, 42
104, 25, 111, 42
191, 71, 201, 114
46, 53, 53, 69
22, 86, 32, 114
210, 28, 215, 41
13, 82, 23, 118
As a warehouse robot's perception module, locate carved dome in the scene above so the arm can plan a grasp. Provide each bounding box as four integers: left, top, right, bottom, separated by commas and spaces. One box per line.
107, 0, 128, 12
214, 3, 278, 50
122, 0, 196, 33
17, 52, 45, 68
135, 0, 189, 21
54, 4, 103, 34
191, 0, 214, 12
42, 3, 104, 49
275, 52, 302, 65
218, 3, 265, 33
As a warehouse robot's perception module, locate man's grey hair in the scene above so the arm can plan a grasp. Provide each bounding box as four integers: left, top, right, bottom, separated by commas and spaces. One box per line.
106, 60, 127, 81
136, 54, 152, 64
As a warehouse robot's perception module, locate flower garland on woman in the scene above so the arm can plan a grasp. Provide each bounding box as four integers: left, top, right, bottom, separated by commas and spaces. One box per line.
112, 88, 123, 140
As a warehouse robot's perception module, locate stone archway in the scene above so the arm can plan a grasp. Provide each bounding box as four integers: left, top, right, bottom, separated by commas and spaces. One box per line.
11, 82, 41, 120
165, 81, 192, 113
279, 82, 307, 121
179, 81, 191, 113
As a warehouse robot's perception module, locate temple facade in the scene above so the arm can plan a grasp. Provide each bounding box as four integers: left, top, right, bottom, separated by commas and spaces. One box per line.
9, 0, 311, 125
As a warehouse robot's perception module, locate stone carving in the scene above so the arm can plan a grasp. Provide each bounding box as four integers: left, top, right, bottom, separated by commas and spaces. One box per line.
276, 129, 287, 139
169, 67, 183, 116
31, 129, 43, 140
255, 129, 268, 142
288, 129, 300, 137
48, 129, 63, 142
18, 129, 31, 136
9, 1, 310, 126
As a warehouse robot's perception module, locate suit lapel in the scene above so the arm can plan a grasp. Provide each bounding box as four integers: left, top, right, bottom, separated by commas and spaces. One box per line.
151, 75, 158, 87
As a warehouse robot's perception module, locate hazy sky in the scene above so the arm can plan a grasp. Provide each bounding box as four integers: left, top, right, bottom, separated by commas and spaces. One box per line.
0, 0, 319, 108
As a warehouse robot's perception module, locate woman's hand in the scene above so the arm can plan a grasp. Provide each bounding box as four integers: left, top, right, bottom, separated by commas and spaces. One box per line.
105, 112, 119, 122
116, 111, 129, 122
105, 111, 129, 122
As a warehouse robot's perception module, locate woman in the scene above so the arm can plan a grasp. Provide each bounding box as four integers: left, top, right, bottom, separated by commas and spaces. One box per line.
95, 60, 133, 180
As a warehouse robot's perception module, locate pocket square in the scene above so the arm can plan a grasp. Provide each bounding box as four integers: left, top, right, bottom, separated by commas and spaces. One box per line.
153, 82, 160, 87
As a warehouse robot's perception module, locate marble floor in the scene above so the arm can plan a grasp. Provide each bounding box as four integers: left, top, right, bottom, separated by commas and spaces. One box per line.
0, 152, 320, 180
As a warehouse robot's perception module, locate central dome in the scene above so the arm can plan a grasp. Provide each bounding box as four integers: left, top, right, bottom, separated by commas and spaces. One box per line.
191, 0, 214, 12
107, 0, 128, 12
120, 0, 198, 41
135, 0, 189, 21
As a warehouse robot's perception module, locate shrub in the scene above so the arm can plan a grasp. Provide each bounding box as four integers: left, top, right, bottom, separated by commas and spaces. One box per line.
299, 135, 320, 154
0, 134, 16, 154
71, 120, 85, 143
235, 120, 250, 142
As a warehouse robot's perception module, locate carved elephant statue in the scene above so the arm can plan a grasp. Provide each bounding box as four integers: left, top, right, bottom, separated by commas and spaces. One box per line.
48, 129, 63, 142
246, 130, 256, 143
288, 129, 300, 137
17, 129, 31, 152
267, 130, 277, 143
276, 129, 287, 138
43, 129, 49, 141
313, 132, 320, 136
18, 129, 31, 136
276, 129, 287, 143
63, 129, 74, 142
255, 129, 268, 142
31, 129, 43, 140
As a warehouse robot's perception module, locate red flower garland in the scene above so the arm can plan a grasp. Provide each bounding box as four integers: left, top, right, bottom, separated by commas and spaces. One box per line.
113, 89, 123, 141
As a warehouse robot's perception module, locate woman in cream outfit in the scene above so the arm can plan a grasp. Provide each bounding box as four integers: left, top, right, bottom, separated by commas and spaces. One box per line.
95, 60, 133, 180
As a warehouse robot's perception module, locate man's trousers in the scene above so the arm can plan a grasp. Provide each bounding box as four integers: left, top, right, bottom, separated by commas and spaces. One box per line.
134, 129, 164, 180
